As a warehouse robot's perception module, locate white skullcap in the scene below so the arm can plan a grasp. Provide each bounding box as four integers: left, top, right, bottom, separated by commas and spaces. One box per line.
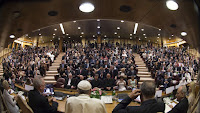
78, 80, 92, 90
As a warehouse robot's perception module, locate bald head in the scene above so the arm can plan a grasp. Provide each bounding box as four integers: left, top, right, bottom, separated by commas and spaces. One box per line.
140, 81, 156, 98
176, 85, 187, 101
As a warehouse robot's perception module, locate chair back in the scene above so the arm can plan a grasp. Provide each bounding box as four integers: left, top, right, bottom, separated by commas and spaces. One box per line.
16, 95, 33, 113
0, 91, 11, 113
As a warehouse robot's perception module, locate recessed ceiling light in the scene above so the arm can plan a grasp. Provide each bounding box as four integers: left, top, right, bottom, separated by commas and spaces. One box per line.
68, 37, 71, 38
145, 37, 147, 38
10, 35, 15, 38
53, 34, 55, 36
53, 36, 55, 38
66, 34, 69, 35
104, 35, 107, 37
181, 32, 187, 36
159, 29, 162, 31
172, 34, 174, 36
94, 39, 96, 40
117, 27, 120, 30
50, 40, 52, 41
39, 34, 41, 36
157, 37, 160, 38
97, 19, 100, 21
58, 38, 60, 40
141, 29, 144, 31
78, 27, 81, 30
54, 29, 57, 31
139, 38, 141, 40
81, 32, 84, 34
143, 34, 146, 36
158, 34, 160, 36
79, 2, 95, 13
114, 32, 117, 35
166, 0, 179, 10
80, 36, 82, 37
73, 21, 76, 23
97, 26, 100, 29
93, 35, 95, 37
118, 36, 120, 38
130, 34, 132, 36
130, 37, 132, 39
38, 29, 40, 31
121, 20, 124, 23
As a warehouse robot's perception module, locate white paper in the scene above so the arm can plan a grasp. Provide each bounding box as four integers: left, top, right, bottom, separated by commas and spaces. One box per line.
166, 86, 174, 94
25, 85, 34, 91
101, 96, 113, 104
155, 90, 162, 97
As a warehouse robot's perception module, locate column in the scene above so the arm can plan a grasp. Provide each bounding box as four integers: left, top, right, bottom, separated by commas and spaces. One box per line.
81, 38, 86, 47
97, 35, 102, 44
36, 36, 39, 47
12, 42, 15, 49
59, 36, 63, 52
161, 36, 164, 47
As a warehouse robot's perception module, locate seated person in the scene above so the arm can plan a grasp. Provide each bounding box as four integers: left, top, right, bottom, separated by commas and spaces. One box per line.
2, 80, 20, 113
103, 73, 116, 91
162, 74, 171, 90
112, 81, 165, 113
128, 75, 137, 89
168, 85, 188, 113
90, 74, 102, 89
116, 76, 126, 91
54, 78, 65, 88
28, 76, 58, 113
64, 73, 77, 89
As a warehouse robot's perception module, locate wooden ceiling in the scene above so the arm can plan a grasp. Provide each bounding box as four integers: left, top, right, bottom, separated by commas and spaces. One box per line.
0, 0, 199, 50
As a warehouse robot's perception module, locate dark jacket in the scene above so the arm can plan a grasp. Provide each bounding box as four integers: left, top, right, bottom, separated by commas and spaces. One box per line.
28, 89, 58, 113
168, 97, 188, 113
112, 97, 165, 113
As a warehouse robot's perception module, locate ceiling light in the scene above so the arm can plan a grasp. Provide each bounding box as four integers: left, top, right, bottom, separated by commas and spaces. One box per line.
53, 34, 55, 36
145, 37, 147, 38
133, 23, 138, 34
93, 35, 95, 37
169, 37, 171, 39
139, 38, 141, 40
68, 37, 71, 38
39, 34, 41, 36
73, 21, 76, 23
166, 0, 179, 10
159, 29, 162, 31
181, 32, 187, 36
58, 38, 60, 40
80, 36, 82, 37
97, 19, 100, 21
141, 29, 144, 31
10, 35, 15, 38
158, 34, 160, 36
121, 20, 124, 23
60, 23, 65, 34
114, 32, 117, 35
130, 37, 132, 39
157, 37, 160, 38
81, 32, 84, 34
50, 40, 52, 41
130, 34, 132, 36
171, 34, 174, 36
79, 2, 95, 13
143, 34, 146, 36
104, 35, 107, 37
118, 36, 120, 38
78, 27, 81, 30
117, 27, 120, 30
53, 36, 55, 38
66, 34, 69, 36
104, 39, 106, 40
54, 29, 57, 31
97, 26, 100, 29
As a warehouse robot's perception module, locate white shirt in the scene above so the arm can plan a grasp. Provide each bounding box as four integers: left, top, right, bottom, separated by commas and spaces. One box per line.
65, 94, 107, 113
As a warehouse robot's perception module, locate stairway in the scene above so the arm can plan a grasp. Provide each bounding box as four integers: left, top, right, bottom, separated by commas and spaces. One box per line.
0, 65, 3, 78
43, 53, 64, 84
133, 53, 154, 85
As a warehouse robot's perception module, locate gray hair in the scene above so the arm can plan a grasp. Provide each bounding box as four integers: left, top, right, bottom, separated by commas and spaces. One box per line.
33, 76, 44, 89
180, 85, 187, 96
140, 81, 156, 98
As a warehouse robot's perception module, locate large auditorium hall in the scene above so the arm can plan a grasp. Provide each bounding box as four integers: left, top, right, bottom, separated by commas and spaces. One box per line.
0, 0, 199, 113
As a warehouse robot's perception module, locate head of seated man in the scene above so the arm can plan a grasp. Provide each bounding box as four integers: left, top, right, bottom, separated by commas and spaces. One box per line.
140, 81, 156, 102
176, 85, 187, 102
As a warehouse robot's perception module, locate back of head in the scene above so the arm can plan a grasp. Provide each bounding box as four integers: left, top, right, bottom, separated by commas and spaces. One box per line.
140, 81, 156, 98
33, 76, 44, 90
77, 80, 91, 95
2, 80, 9, 90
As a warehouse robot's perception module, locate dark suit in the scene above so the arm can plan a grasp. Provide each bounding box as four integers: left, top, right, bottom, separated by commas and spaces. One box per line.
64, 78, 77, 89
28, 89, 58, 113
103, 78, 116, 90
91, 79, 102, 88
168, 97, 188, 113
112, 97, 165, 113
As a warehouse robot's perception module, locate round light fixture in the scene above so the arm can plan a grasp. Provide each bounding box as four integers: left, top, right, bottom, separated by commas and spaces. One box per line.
166, 0, 179, 10
79, 2, 95, 13
97, 26, 100, 29
130, 34, 132, 36
117, 27, 120, 30
141, 29, 144, 31
121, 20, 124, 23
10, 35, 15, 38
181, 32, 187, 36
54, 29, 57, 31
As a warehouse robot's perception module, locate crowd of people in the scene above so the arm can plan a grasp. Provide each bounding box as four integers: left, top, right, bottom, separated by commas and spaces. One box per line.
2, 46, 59, 88
140, 46, 199, 90
55, 42, 140, 91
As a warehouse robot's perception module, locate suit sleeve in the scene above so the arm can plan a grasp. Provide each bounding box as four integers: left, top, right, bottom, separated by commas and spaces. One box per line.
42, 97, 58, 113
112, 96, 132, 113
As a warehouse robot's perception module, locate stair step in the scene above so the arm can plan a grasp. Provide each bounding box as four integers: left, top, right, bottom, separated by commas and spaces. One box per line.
45, 81, 56, 84
138, 69, 148, 71
138, 72, 151, 75
140, 78, 154, 82
137, 75, 151, 77
137, 67, 146, 69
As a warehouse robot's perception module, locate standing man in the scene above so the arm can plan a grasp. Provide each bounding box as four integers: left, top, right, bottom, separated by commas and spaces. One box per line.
65, 80, 107, 113
28, 76, 58, 113
112, 81, 165, 113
